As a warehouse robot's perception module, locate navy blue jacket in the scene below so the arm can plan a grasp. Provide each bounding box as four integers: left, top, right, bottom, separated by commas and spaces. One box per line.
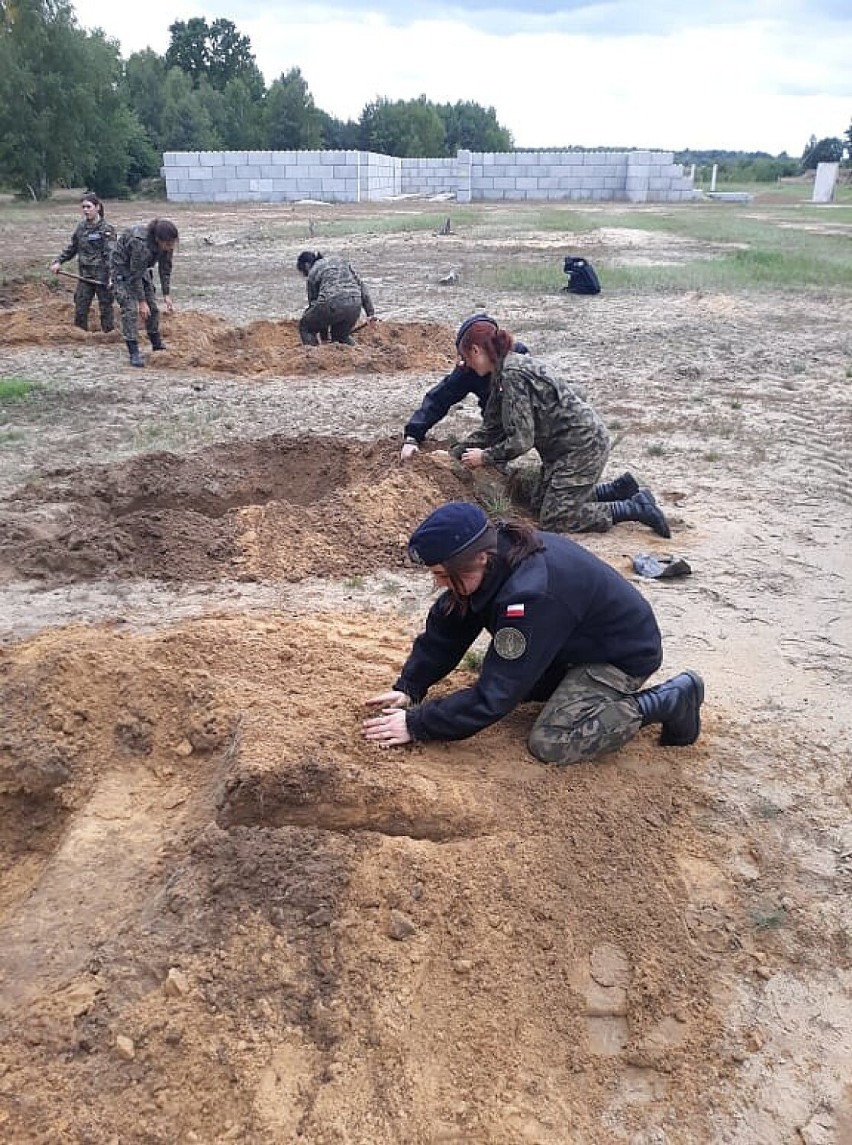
397, 530, 662, 743
404, 341, 528, 443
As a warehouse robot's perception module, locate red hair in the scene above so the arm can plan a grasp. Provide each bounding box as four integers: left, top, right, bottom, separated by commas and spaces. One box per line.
458, 321, 513, 362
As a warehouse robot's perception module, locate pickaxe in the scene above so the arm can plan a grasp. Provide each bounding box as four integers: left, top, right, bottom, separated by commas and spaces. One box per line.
53, 268, 105, 286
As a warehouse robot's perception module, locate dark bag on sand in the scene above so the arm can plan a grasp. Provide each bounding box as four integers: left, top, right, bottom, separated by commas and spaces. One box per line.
563, 256, 601, 295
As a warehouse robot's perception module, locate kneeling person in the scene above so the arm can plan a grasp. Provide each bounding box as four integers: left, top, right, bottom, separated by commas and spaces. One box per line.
296, 250, 376, 346
363, 502, 704, 765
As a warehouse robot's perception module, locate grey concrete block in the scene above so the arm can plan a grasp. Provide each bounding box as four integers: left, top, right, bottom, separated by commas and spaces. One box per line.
235, 165, 262, 179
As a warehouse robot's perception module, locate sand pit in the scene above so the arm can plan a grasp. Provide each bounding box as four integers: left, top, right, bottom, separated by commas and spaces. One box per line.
0, 282, 455, 377
1, 198, 851, 1144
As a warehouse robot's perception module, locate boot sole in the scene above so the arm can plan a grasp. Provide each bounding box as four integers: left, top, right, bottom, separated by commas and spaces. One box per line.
660, 671, 704, 746
637, 490, 672, 539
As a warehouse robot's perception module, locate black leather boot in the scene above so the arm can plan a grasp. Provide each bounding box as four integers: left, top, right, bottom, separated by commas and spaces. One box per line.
636, 671, 704, 745
595, 471, 639, 502
126, 340, 144, 367
610, 489, 671, 538
149, 332, 166, 351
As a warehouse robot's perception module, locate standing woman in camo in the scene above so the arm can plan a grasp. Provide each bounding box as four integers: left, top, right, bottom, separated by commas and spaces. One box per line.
50, 192, 116, 333
295, 250, 377, 346
111, 219, 179, 368
455, 319, 671, 537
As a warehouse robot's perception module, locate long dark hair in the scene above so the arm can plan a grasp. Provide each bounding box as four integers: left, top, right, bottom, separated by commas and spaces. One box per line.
441, 520, 543, 615
81, 191, 104, 219
148, 219, 179, 244
297, 250, 323, 274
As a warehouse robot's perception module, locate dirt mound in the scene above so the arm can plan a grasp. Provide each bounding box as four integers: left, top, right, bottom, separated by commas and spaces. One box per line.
0, 615, 729, 1142
0, 436, 472, 585
0, 289, 455, 376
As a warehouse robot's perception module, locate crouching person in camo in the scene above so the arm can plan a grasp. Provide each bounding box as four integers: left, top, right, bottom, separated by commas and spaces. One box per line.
454, 319, 671, 537
111, 219, 179, 367
363, 501, 704, 765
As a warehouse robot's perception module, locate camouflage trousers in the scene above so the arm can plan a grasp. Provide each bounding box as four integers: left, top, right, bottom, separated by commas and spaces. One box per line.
527, 663, 648, 766
114, 277, 159, 343
299, 297, 361, 345
74, 280, 114, 333
510, 450, 613, 532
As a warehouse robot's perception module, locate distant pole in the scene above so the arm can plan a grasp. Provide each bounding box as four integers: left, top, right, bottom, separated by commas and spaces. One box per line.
690, 163, 696, 180
710, 163, 718, 192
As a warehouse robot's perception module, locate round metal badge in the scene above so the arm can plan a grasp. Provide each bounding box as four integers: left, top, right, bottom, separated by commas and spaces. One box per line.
493, 626, 527, 660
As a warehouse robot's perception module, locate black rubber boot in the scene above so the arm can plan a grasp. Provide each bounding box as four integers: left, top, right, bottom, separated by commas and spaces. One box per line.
636, 671, 704, 746
74, 316, 89, 331
126, 340, 144, 367
610, 489, 671, 538
595, 471, 639, 502
149, 332, 166, 351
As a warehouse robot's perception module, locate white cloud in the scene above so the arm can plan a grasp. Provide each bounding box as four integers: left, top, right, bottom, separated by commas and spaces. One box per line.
72, 0, 851, 153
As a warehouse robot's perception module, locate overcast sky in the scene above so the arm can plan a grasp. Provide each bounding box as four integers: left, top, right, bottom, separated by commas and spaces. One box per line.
71, 0, 850, 155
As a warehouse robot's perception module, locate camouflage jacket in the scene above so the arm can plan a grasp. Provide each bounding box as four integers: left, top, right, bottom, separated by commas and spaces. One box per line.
306, 256, 374, 316
463, 352, 609, 467
111, 225, 173, 299
56, 218, 116, 282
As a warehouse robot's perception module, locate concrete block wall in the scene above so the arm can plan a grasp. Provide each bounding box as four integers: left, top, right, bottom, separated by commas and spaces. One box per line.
400, 154, 470, 199
163, 149, 693, 204
470, 150, 692, 202
359, 152, 402, 200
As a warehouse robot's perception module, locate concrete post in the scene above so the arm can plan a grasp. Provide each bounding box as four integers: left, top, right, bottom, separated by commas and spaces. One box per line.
710, 164, 718, 192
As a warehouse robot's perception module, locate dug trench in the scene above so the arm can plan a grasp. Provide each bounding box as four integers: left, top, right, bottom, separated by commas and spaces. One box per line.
0, 454, 840, 1140
0, 436, 473, 585
1, 606, 745, 1143
2, 226, 851, 1139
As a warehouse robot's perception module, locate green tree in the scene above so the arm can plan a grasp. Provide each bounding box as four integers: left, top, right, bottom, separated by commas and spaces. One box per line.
359, 96, 446, 157
165, 16, 263, 97
437, 100, 513, 153
801, 134, 844, 170
123, 49, 168, 153
159, 67, 221, 151
318, 111, 360, 150
0, 0, 92, 196
265, 68, 323, 149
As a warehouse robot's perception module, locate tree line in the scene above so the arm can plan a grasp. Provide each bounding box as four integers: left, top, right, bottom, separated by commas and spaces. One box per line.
0, 1, 848, 200
0, 2, 512, 198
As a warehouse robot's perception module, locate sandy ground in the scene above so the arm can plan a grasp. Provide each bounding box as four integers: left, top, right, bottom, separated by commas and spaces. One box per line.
0, 198, 851, 1144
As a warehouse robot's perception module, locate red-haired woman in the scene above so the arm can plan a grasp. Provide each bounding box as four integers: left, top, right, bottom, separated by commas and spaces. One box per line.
455, 320, 670, 537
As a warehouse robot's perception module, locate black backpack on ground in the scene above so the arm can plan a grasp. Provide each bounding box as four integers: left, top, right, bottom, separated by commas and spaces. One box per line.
563, 256, 601, 295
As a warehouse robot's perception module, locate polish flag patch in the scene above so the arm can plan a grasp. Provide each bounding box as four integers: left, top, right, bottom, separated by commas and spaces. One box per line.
505, 603, 525, 618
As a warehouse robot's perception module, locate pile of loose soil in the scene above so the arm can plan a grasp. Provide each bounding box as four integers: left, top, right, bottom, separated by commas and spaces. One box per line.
0, 437, 474, 585
0, 285, 455, 377
0, 614, 733, 1142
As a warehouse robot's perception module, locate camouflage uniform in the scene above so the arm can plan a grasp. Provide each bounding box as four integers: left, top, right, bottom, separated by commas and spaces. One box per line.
54, 217, 116, 332
300, 256, 374, 345
454, 352, 612, 532
111, 225, 173, 343
398, 528, 663, 765
527, 663, 647, 765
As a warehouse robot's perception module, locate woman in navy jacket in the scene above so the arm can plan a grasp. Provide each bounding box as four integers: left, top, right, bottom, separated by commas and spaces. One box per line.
363, 502, 703, 765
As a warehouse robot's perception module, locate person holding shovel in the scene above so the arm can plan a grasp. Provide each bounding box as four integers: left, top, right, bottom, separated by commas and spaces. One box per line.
50, 191, 116, 333
362, 501, 704, 764
111, 219, 179, 368
296, 250, 377, 346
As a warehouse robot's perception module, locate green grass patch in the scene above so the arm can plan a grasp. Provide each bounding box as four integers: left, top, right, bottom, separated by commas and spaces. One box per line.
0, 377, 38, 401
315, 209, 481, 238
475, 262, 567, 292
